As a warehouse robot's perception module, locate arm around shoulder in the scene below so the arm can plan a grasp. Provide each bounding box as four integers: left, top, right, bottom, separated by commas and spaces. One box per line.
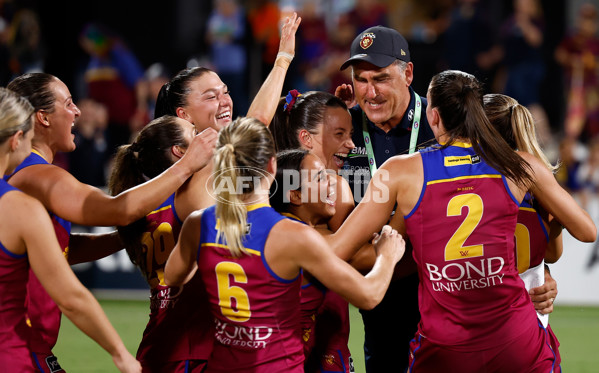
522, 152, 597, 242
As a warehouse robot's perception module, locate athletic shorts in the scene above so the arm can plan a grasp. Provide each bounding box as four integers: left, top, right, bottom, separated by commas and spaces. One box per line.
306, 351, 354, 373
31, 352, 64, 373
408, 320, 557, 372
141, 359, 208, 373
546, 324, 561, 373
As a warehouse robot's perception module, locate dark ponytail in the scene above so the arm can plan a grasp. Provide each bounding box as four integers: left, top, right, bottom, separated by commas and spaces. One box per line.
154, 67, 213, 118
429, 70, 533, 187
269, 90, 348, 152
108, 115, 187, 275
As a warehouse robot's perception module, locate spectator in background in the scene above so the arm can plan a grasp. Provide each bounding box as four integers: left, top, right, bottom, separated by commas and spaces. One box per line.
555, 2, 599, 141
499, 0, 551, 146
248, 0, 280, 82
441, 0, 502, 87
346, 0, 388, 33
555, 137, 583, 197
143, 62, 171, 122
68, 99, 110, 188
206, 0, 249, 119
293, 0, 329, 91
79, 22, 148, 156
0, 0, 14, 86
577, 136, 599, 210
6, 8, 45, 77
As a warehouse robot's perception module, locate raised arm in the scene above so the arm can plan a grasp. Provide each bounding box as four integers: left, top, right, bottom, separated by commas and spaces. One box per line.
247, 12, 301, 126
164, 210, 202, 287
11, 194, 140, 373
10, 129, 217, 227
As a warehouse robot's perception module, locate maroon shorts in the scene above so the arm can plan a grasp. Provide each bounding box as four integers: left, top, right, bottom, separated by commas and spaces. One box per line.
546, 324, 561, 372
141, 359, 208, 373
408, 320, 558, 372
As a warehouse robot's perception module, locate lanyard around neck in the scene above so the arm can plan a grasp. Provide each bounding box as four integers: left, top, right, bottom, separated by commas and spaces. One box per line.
361, 92, 422, 177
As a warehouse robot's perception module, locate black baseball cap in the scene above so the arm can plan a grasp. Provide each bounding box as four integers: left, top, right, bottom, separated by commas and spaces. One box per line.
340, 26, 410, 70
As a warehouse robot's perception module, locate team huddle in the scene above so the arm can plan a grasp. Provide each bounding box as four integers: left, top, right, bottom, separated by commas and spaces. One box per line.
0, 12, 595, 373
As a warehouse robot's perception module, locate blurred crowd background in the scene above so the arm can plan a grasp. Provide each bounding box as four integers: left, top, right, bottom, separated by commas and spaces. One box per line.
2, 0, 599, 213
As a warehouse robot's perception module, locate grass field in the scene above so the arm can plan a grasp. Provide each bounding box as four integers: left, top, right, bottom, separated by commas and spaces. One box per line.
54, 301, 599, 372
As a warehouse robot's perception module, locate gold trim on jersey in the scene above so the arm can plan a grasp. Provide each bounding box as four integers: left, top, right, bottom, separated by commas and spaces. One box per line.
519, 207, 536, 213
427, 174, 502, 185
31, 149, 48, 162
201, 242, 261, 257
148, 204, 173, 216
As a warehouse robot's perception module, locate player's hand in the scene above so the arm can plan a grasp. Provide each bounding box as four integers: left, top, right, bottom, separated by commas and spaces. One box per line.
181, 127, 218, 173
112, 350, 142, 373
277, 12, 301, 60
372, 225, 405, 265
530, 267, 558, 315
335, 83, 356, 108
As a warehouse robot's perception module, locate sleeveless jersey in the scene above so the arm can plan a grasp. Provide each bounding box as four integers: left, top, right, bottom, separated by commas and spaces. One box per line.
7, 151, 72, 354
0, 180, 36, 372
515, 194, 548, 274
135, 194, 213, 364
306, 291, 353, 373
516, 193, 550, 327
405, 143, 538, 351
198, 204, 303, 372
300, 279, 326, 357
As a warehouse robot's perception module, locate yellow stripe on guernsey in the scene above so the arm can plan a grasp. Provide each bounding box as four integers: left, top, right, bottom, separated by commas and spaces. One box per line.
31, 149, 48, 162
281, 212, 304, 222
519, 207, 536, 213
148, 205, 173, 216
427, 174, 502, 186
438, 141, 473, 148
201, 242, 262, 257
206, 203, 271, 257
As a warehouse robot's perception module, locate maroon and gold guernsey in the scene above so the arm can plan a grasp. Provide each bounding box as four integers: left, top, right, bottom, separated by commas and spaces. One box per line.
198, 204, 304, 373
405, 143, 539, 351
5, 151, 71, 356
515, 194, 548, 274
0, 180, 36, 372
135, 193, 213, 367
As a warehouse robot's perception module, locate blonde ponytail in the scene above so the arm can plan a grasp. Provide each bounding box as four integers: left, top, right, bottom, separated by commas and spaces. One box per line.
510, 104, 559, 173
0, 87, 34, 144
213, 117, 276, 257
214, 143, 248, 256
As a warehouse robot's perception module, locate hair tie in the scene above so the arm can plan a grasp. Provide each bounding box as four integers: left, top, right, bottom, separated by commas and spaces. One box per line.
283, 89, 301, 113
224, 143, 235, 153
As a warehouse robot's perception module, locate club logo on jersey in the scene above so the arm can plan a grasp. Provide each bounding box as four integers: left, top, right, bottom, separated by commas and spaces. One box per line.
360, 33, 375, 49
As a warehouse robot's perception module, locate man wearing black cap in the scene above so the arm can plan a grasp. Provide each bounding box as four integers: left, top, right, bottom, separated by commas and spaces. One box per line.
336, 25, 435, 372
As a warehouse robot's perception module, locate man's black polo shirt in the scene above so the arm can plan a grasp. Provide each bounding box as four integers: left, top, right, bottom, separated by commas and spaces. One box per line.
341, 87, 435, 202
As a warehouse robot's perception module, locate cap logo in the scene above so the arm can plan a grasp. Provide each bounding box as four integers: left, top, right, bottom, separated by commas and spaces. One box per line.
360, 33, 376, 50
401, 49, 406, 56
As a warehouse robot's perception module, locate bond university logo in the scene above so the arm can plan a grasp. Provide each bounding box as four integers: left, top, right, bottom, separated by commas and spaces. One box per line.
360, 32, 375, 49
